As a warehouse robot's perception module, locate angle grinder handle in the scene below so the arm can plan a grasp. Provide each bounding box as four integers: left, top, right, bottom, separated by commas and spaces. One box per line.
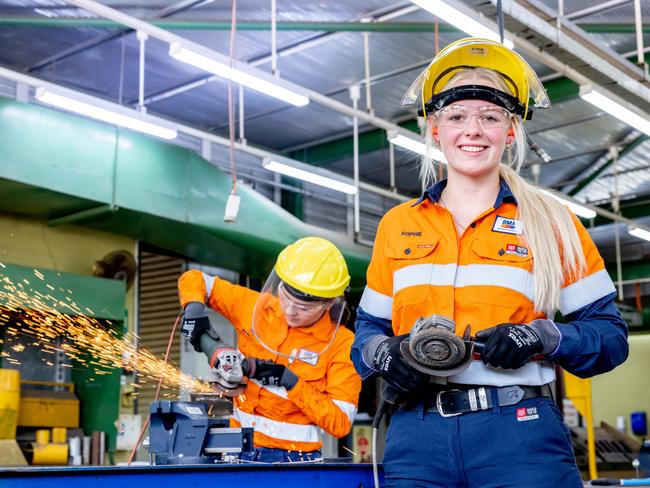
472, 339, 486, 356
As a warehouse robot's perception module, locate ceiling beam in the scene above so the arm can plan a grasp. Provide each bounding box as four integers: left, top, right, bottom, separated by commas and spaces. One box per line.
3, 18, 650, 33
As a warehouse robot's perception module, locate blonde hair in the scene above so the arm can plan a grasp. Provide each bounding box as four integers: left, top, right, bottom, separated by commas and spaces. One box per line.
421, 67, 586, 315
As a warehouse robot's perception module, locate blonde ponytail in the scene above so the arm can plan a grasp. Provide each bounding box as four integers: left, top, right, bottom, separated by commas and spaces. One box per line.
499, 165, 586, 314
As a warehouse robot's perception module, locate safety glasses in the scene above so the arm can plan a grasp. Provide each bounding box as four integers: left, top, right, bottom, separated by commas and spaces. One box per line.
278, 282, 329, 314
435, 105, 513, 131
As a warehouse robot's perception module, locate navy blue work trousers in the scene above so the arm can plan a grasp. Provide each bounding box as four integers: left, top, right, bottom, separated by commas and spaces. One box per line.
383, 396, 583, 488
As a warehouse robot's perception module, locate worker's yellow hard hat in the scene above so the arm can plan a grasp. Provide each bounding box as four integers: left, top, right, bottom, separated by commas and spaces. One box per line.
274, 236, 350, 299
401, 37, 550, 120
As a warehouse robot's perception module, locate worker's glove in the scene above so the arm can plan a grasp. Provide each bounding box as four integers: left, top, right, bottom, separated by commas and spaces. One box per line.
180, 301, 211, 352
248, 359, 298, 391
210, 347, 246, 390
371, 334, 428, 395
475, 323, 545, 369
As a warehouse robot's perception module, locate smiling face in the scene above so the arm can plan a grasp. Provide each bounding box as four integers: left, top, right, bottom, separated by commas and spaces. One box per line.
432, 76, 516, 180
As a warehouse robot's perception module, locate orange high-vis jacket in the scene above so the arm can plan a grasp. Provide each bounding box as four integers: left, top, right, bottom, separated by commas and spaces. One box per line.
357, 183, 617, 386
179, 270, 361, 452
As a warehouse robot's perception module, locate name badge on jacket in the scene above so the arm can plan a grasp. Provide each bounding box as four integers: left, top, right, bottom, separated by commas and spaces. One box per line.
297, 348, 318, 366
492, 216, 523, 235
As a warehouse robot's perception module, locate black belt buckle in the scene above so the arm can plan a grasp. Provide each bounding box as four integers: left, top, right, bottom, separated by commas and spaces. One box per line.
436, 389, 462, 417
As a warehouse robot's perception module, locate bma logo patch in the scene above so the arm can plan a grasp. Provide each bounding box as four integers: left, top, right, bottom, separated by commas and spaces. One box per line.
505, 243, 528, 257
516, 407, 539, 422
492, 216, 523, 235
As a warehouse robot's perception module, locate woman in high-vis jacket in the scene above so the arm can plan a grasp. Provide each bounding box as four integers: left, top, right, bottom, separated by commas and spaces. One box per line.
179, 236, 361, 463
351, 38, 629, 487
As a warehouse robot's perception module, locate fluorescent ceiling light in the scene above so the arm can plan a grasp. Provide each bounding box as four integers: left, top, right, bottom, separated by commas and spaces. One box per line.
540, 189, 597, 219
628, 225, 650, 242
388, 131, 447, 162
409, 0, 514, 48
35, 87, 177, 140
580, 86, 650, 136
262, 158, 358, 195
169, 43, 309, 107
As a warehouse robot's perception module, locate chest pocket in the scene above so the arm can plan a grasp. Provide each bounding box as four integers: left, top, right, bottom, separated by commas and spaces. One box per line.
468, 238, 535, 320
386, 237, 440, 307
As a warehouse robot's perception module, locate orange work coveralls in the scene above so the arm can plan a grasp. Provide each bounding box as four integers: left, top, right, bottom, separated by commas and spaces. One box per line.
179, 269, 361, 452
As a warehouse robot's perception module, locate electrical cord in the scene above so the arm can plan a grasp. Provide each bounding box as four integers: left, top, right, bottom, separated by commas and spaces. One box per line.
127, 313, 182, 465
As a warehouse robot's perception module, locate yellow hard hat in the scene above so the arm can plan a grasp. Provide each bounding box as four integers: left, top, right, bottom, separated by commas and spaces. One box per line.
401, 37, 550, 120
274, 236, 350, 299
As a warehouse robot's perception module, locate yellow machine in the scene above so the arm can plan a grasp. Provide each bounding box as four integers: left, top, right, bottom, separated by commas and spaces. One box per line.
0, 370, 78, 466
17, 380, 79, 428
0, 369, 27, 466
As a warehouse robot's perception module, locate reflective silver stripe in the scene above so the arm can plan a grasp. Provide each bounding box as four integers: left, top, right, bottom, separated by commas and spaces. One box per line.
332, 399, 357, 424
392, 263, 534, 302
201, 272, 215, 300
559, 268, 616, 316
478, 388, 488, 410
249, 379, 288, 398
393, 263, 456, 294
233, 408, 320, 443
359, 286, 393, 320
454, 265, 535, 302
448, 360, 556, 386
468, 389, 477, 411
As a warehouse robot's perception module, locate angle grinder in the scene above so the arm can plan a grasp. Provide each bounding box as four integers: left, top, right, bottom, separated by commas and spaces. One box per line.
400, 315, 481, 377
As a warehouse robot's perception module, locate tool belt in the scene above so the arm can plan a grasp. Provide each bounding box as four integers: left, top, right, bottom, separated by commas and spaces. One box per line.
425, 384, 552, 417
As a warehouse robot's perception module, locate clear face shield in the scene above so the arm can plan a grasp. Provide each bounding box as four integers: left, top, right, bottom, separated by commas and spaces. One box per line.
251, 269, 346, 361
401, 38, 550, 119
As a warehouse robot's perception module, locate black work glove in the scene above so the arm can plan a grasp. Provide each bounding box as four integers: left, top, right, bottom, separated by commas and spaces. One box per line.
249, 359, 298, 391
475, 323, 544, 369
180, 301, 211, 352
372, 334, 429, 395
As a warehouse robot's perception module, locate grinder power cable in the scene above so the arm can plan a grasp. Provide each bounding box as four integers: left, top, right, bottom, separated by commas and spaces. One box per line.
370, 315, 485, 488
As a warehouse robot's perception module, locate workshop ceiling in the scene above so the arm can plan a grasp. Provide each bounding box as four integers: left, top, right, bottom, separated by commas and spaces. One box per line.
1, 0, 650, 276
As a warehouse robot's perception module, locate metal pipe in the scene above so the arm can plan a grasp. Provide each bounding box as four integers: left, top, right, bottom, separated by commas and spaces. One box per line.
137, 31, 147, 111
611, 148, 624, 300
350, 85, 361, 236
565, 0, 631, 20
1, 17, 648, 34
389, 142, 396, 191
363, 31, 373, 116
634, 0, 645, 66
238, 84, 245, 144
271, 0, 277, 76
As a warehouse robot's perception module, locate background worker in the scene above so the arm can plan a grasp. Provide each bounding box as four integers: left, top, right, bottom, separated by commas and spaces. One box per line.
351, 38, 629, 487
178, 236, 361, 463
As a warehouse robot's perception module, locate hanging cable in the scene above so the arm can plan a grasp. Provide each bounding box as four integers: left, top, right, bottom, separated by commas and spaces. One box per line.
127, 314, 182, 465
227, 0, 238, 192
224, 0, 241, 222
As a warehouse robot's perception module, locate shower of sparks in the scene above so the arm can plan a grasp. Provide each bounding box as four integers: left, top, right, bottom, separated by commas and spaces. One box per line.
0, 270, 213, 394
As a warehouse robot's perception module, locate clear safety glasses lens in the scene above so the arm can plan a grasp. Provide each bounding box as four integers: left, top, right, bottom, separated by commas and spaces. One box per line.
435, 105, 513, 130
278, 283, 328, 314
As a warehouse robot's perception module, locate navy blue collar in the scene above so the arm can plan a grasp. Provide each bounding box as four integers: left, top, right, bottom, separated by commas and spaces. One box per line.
413, 178, 518, 208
